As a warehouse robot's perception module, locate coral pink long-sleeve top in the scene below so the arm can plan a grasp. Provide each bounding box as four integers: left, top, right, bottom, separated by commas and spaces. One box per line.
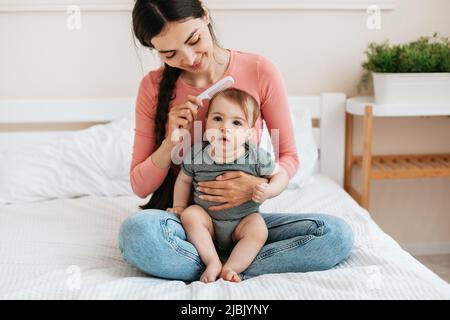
131, 50, 299, 198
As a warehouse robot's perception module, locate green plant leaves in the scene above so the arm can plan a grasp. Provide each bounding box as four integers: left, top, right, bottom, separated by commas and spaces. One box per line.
361, 33, 450, 73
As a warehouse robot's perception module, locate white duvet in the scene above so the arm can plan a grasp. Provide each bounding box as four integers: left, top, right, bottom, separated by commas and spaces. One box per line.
0, 174, 449, 299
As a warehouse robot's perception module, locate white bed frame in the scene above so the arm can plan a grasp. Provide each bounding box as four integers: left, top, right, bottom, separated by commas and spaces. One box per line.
0, 93, 346, 186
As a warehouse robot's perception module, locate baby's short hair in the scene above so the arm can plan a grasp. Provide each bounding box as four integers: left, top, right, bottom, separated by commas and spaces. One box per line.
208, 88, 260, 127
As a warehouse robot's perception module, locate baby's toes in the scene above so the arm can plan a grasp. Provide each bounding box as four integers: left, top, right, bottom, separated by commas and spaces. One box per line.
231, 273, 241, 283
200, 263, 221, 283
220, 268, 241, 282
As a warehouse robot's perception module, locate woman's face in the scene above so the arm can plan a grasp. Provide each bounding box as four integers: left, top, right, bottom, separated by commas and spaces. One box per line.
150, 16, 214, 73
205, 96, 253, 151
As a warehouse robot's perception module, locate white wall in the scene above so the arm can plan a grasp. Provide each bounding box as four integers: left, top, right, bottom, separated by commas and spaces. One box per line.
0, 0, 449, 252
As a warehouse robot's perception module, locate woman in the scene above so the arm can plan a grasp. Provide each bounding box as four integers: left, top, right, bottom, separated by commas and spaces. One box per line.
119, 0, 354, 282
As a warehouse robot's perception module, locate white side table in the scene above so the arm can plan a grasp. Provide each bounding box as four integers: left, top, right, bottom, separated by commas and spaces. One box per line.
345, 96, 450, 210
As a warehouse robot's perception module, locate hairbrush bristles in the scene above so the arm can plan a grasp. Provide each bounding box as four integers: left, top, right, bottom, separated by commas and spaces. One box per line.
197, 76, 235, 101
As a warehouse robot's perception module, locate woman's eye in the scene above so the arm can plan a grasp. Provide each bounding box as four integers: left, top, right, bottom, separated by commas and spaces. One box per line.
165, 53, 176, 59
213, 116, 222, 121
189, 36, 201, 46
165, 36, 200, 60
233, 120, 242, 126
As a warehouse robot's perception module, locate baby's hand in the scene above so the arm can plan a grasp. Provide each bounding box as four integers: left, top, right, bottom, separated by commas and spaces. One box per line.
166, 206, 185, 216
252, 183, 272, 204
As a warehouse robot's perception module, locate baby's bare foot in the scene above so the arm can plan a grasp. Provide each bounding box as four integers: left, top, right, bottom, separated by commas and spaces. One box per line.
220, 267, 241, 283
200, 261, 222, 283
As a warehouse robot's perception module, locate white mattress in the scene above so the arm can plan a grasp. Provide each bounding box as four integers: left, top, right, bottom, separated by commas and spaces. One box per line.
0, 174, 449, 299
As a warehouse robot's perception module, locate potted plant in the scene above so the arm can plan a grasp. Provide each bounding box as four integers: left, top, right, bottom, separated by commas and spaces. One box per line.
359, 33, 450, 104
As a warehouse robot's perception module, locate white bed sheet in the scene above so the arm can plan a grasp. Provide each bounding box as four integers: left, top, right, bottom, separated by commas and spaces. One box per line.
0, 174, 449, 299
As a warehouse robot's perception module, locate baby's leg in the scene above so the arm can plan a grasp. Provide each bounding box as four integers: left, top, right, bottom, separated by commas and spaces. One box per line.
221, 213, 268, 282
180, 205, 222, 283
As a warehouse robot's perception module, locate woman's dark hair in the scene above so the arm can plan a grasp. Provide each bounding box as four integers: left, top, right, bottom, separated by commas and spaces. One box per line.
132, 0, 219, 210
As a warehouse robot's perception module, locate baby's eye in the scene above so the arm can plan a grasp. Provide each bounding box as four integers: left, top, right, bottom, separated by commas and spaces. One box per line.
233, 120, 242, 126
213, 116, 222, 121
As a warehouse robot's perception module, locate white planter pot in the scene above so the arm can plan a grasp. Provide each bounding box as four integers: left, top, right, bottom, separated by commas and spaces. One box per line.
372, 72, 450, 104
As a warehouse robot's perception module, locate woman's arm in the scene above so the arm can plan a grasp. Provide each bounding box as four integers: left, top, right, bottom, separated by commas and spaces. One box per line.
257, 55, 299, 179
130, 73, 171, 198
130, 72, 200, 199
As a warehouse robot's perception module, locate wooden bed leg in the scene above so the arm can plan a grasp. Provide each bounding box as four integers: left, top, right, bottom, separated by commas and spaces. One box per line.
361, 105, 373, 210
344, 113, 354, 192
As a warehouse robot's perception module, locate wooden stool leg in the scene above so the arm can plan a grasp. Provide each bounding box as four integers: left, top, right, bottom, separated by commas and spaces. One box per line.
361, 105, 373, 210
344, 113, 354, 191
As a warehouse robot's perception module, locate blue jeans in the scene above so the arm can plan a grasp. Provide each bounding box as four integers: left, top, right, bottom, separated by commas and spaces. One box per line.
118, 210, 354, 282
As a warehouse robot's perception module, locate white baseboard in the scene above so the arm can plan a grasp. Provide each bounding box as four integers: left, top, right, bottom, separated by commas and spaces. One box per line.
402, 242, 450, 256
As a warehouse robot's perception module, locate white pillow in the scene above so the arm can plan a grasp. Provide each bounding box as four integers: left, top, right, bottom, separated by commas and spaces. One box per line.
0, 118, 133, 205
260, 107, 318, 189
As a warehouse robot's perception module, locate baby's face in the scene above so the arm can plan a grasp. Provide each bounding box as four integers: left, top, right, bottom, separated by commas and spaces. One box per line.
205, 96, 253, 151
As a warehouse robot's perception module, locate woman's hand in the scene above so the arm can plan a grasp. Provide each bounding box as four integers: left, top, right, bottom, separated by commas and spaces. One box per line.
196, 171, 269, 211
166, 95, 203, 145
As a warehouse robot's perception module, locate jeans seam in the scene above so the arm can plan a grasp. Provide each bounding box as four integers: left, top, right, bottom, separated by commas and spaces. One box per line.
307, 219, 325, 236
160, 216, 203, 268
267, 220, 304, 230
267, 218, 324, 231
256, 218, 326, 262
254, 234, 315, 262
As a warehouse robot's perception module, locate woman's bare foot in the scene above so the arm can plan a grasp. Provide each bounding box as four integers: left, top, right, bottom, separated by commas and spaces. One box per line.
200, 260, 222, 283
220, 267, 241, 282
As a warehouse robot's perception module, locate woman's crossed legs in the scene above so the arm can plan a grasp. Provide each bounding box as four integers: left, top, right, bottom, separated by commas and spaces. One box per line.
118, 209, 354, 282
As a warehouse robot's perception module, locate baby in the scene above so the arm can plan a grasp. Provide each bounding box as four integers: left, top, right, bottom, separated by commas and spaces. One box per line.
167, 88, 289, 283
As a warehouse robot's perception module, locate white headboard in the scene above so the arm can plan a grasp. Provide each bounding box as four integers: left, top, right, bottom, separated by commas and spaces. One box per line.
289, 93, 346, 186
0, 93, 346, 186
